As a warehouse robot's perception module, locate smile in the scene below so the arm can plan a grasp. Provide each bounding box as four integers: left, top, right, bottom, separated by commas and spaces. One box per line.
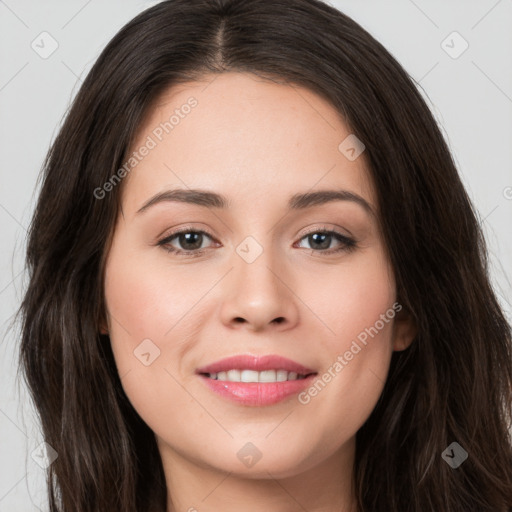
196, 354, 318, 406
202, 369, 311, 382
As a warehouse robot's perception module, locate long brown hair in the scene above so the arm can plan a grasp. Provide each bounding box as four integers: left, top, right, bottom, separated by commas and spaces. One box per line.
17, 0, 512, 510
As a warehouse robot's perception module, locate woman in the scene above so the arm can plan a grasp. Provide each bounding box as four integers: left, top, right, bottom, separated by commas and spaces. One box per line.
17, 0, 512, 510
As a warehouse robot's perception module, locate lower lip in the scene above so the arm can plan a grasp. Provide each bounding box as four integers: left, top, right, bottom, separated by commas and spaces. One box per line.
198, 374, 317, 406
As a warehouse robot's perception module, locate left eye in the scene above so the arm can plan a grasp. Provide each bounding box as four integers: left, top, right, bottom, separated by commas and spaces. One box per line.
295, 230, 355, 252
158, 229, 356, 256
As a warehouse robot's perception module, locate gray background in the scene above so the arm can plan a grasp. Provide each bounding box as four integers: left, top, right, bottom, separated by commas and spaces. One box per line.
1, 0, 511, 509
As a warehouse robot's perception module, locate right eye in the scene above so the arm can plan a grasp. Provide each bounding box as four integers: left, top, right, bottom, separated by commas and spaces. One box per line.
158, 228, 218, 256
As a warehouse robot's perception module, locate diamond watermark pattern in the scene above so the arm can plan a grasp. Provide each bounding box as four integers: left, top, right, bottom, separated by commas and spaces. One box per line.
338, 134, 365, 161
441, 31, 469, 59
31, 442, 58, 469
31, 31, 59, 59
442, 441, 468, 468
134, 338, 161, 366
236, 236, 263, 264
237, 442, 263, 468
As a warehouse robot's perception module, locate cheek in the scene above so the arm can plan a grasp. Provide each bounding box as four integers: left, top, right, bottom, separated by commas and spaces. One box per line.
297, 249, 396, 436
104, 239, 203, 351
103, 243, 202, 431
103, 233, 223, 420
304, 245, 395, 350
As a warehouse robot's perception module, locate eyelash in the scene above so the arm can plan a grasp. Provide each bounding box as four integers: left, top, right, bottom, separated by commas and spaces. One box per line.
157, 225, 357, 258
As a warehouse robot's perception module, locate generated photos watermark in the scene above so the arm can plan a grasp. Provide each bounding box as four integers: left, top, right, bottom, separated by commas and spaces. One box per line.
93, 96, 198, 200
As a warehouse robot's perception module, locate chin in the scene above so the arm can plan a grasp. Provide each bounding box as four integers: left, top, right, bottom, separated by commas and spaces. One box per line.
198, 442, 316, 479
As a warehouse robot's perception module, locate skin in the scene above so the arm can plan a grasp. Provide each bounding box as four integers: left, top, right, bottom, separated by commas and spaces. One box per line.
102, 72, 417, 512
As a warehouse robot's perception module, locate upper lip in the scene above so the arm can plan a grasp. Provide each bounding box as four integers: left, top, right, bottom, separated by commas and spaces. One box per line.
196, 354, 317, 375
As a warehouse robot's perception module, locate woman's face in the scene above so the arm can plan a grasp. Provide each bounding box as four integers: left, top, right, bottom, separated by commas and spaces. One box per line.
103, 72, 415, 480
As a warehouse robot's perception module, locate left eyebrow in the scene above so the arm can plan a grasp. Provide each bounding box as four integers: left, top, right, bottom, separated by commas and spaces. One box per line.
136, 188, 375, 217
288, 189, 374, 217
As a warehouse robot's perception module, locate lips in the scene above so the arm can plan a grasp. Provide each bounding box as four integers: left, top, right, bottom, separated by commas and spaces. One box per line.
196, 354, 318, 406
196, 354, 317, 376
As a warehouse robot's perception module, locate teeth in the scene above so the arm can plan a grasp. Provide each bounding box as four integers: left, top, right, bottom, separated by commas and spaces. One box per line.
227, 369, 240, 381
277, 370, 288, 382
259, 370, 276, 382
241, 369, 259, 382
206, 369, 308, 382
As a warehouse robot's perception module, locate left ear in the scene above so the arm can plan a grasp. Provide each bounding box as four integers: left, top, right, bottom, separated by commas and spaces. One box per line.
392, 304, 417, 351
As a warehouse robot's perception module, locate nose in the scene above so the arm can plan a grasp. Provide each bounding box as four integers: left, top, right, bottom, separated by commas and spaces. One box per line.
219, 245, 300, 333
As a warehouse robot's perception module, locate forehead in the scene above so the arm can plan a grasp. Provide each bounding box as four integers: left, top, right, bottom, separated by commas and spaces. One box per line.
120, 72, 374, 216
